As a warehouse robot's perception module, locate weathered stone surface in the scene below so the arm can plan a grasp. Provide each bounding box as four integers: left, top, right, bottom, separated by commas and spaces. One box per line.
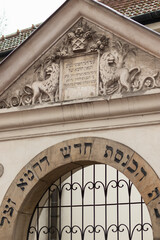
1, 165, 47, 214
0, 164, 4, 177
90, 137, 135, 173
0, 195, 18, 233
1, 18, 160, 109
124, 152, 160, 205
60, 54, 99, 100
148, 197, 160, 240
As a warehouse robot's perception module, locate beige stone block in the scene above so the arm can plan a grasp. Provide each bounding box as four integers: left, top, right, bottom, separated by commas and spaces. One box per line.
147, 197, 160, 239
0, 211, 31, 240
3, 165, 38, 209
13, 212, 31, 240
43, 137, 96, 168
90, 137, 135, 173
41, 162, 83, 185
0, 196, 18, 240
123, 152, 160, 204
29, 139, 88, 183
20, 180, 49, 214
1, 164, 48, 215
29, 147, 58, 182
68, 137, 95, 163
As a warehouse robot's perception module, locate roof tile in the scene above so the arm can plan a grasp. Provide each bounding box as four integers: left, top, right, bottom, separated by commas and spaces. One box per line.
99, 0, 160, 17
0, 24, 40, 53
0, 0, 160, 54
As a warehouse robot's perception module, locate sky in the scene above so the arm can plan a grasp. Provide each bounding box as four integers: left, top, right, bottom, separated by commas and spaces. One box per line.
0, 0, 66, 36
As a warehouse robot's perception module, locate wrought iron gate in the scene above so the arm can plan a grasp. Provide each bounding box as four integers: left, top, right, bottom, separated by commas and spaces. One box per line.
27, 165, 153, 240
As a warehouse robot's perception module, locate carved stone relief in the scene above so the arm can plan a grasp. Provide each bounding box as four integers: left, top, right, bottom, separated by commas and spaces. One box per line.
0, 18, 160, 109
60, 53, 99, 101
99, 41, 160, 96
0, 164, 4, 177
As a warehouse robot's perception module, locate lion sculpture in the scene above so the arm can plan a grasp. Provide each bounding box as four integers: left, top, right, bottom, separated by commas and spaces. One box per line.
30, 62, 59, 104
100, 52, 140, 95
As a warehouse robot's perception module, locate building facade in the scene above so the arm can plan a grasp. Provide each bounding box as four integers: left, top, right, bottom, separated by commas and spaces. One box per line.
0, 0, 160, 239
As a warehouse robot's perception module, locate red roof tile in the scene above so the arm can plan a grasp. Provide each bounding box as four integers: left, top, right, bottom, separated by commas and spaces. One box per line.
0, 0, 160, 55
98, 0, 160, 17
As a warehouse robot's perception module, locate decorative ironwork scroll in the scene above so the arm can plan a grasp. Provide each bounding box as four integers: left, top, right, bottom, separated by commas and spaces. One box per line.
27, 164, 153, 240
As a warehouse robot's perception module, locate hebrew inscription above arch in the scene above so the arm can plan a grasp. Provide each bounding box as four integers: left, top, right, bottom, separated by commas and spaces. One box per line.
0, 137, 160, 239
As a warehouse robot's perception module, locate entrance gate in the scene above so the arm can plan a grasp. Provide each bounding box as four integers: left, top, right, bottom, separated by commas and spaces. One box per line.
0, 137, 160, 240
27, 165, 153, 240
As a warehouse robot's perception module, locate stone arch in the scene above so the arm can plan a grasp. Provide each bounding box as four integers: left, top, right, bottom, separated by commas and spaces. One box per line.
0, 137, 160, 240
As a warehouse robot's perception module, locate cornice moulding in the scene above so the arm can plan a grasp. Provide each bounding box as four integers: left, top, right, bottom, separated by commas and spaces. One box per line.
0, 94, 160, 132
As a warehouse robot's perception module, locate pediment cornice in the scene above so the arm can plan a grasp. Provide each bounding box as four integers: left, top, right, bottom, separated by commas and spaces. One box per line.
0, 0, 160, 110
0, 93, 160, 141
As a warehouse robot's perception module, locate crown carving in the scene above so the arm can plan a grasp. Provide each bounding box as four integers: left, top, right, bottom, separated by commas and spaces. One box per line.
68, 27, 92, 52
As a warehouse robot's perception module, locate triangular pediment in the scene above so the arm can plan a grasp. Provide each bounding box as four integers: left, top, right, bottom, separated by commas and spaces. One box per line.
0, 0, 160, 109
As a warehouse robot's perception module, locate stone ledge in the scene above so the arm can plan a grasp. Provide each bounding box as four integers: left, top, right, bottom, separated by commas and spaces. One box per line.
0, 94, 160, 137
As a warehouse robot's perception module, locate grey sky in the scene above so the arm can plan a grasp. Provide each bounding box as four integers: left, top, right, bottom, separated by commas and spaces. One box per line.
0, 0, 66, 35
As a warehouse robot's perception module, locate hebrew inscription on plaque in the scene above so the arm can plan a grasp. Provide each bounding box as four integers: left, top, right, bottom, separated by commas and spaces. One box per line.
60, 54, 99, 100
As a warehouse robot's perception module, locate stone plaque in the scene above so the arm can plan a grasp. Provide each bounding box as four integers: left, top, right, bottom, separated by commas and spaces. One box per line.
60, 54, 99, 101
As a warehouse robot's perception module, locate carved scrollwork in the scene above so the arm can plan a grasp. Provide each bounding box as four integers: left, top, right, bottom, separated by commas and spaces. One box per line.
138, 72, 160, 91
21, 87, 33, 106
0, 100, 9, 109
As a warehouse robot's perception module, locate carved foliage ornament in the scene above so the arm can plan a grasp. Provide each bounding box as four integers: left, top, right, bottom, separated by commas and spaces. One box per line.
0, 19, 160, 109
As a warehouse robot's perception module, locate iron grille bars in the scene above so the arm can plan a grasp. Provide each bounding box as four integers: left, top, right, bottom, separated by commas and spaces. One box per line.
27, 165, 153, 240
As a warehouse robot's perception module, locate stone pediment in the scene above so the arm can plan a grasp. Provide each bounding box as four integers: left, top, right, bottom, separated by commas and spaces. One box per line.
0, 1, 160, 109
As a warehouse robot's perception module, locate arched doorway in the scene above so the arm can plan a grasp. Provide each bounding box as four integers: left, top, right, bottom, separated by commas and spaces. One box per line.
0, 137, 160, 239
27, 164, 153, 240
